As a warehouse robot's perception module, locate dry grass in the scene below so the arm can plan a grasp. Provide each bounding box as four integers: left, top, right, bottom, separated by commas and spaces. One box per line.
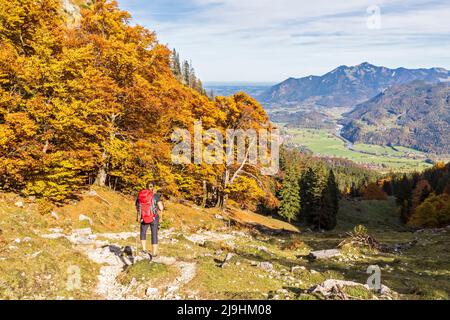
0, 193, 99, 299
58, 187, 228, 233
58, 187, 137, 233
6, 188, 447, 300
228, 208, 300, 233
163, 202, 225, 232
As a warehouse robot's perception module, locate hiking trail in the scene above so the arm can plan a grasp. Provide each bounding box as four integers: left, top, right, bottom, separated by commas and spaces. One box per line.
40, 228, 197, 300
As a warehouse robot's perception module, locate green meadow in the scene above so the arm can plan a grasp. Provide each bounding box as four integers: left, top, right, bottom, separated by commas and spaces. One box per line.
285, 128, 432, 172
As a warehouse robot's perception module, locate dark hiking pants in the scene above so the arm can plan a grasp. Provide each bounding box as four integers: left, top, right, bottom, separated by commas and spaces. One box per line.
140, 215, 159, 244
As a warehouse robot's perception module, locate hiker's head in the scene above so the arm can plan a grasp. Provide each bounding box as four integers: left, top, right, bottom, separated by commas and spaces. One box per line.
146, 182, 155, 191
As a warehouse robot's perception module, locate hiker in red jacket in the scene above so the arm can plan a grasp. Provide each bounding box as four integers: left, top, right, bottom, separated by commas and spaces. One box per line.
136, 182, 164, 258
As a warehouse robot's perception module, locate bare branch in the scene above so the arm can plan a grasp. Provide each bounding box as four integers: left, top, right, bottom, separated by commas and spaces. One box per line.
239, 170, 264, 188
229, 136, 257, 185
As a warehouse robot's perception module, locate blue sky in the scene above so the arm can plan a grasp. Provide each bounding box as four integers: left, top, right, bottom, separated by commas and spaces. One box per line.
117, 0, 450, 82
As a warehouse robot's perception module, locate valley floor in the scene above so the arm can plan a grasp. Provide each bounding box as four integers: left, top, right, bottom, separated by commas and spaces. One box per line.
0, 188, 448, 300
284, 127, 435, 172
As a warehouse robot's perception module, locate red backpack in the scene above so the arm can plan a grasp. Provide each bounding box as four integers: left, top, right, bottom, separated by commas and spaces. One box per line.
137, 190, 157, 224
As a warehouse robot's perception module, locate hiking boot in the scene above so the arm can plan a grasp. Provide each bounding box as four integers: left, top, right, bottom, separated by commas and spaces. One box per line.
140, 250, 152, 261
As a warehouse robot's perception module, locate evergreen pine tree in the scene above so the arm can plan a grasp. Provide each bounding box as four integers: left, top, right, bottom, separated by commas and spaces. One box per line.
279, 167, 301, 223
300, 165, 325, 224
312, 170, 339, 230
382, 180, 393, 196
300, 167, 317, 224
189, 60, 196, 88
350, 182, 359, 197
399, 200, 411, 224
182, 60, 190, 86
328, 169, 339, 219
195, 78, 205, 94
395, 174, 413, 205
170, 49, 182, 80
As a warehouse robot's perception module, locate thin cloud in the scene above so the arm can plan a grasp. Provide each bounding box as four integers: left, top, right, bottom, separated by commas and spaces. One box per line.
117, 0, 450, 82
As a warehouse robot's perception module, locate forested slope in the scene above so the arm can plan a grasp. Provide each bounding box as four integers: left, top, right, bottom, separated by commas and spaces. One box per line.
0, 0, 270, 207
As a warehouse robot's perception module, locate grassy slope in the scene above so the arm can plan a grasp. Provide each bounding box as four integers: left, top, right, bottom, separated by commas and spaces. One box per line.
0, 187, 288, 299
0, 193, 99, 299
301, 197, 450, 299
1, 188, 449, 300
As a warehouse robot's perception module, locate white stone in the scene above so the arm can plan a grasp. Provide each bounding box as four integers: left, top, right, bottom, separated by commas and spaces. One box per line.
41, 233, 65, 240
291, 265, 306, 273
166, 285, 179, 293
14, 201, 24, 208
30, 251, 42, 258
257, 262, 274, 272
100, 232, 136, 240
146, 288, 159, 297
74, 228, 92, 236
79, 214, 93, 225
87, 190, 98, 197
311, 279, 394, 298
185, 230, 234, 245
308, 249, 341, 260
153, 256, 177, 265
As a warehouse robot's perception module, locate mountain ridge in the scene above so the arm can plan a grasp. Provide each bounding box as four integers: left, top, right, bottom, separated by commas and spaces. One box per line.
260, 62, 450, 107
340, 81, 450, 154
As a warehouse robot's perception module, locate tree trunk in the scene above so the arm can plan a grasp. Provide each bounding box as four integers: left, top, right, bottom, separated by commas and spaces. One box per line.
202, 180, 208, 208
217, 169, 230, 210
95, 116, 117, 188
216, 192, 223, 209
95, 166, 107, 187
95, 150, 108, 187
222, 194, 228, 211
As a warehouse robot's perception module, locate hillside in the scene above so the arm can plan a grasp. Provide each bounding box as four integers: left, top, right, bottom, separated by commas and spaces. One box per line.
0, 0, 270, 207
1, 0, 449, 302
1, 189, 449, 300
341, 82, 450, 154
260, 62, 450, 107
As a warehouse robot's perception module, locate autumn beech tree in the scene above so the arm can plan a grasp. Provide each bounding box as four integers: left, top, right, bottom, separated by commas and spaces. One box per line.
0, 0, 275, 207
390, 163, 450, 228
213, 93, 275, 209
0, 0, 97, 200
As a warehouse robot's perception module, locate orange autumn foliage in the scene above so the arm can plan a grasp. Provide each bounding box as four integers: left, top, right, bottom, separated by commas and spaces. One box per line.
0, 0, 269, 206
362, 183, 388, 201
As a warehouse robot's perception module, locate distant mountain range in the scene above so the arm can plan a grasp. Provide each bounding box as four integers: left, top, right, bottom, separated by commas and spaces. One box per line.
341, 81, 450, 154
259, 62, 450, 107
204, 82, 273, 98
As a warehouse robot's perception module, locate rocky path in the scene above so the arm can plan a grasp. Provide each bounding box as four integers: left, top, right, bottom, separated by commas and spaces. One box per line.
40, 228, 197, 300
151, 256, 197, 299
